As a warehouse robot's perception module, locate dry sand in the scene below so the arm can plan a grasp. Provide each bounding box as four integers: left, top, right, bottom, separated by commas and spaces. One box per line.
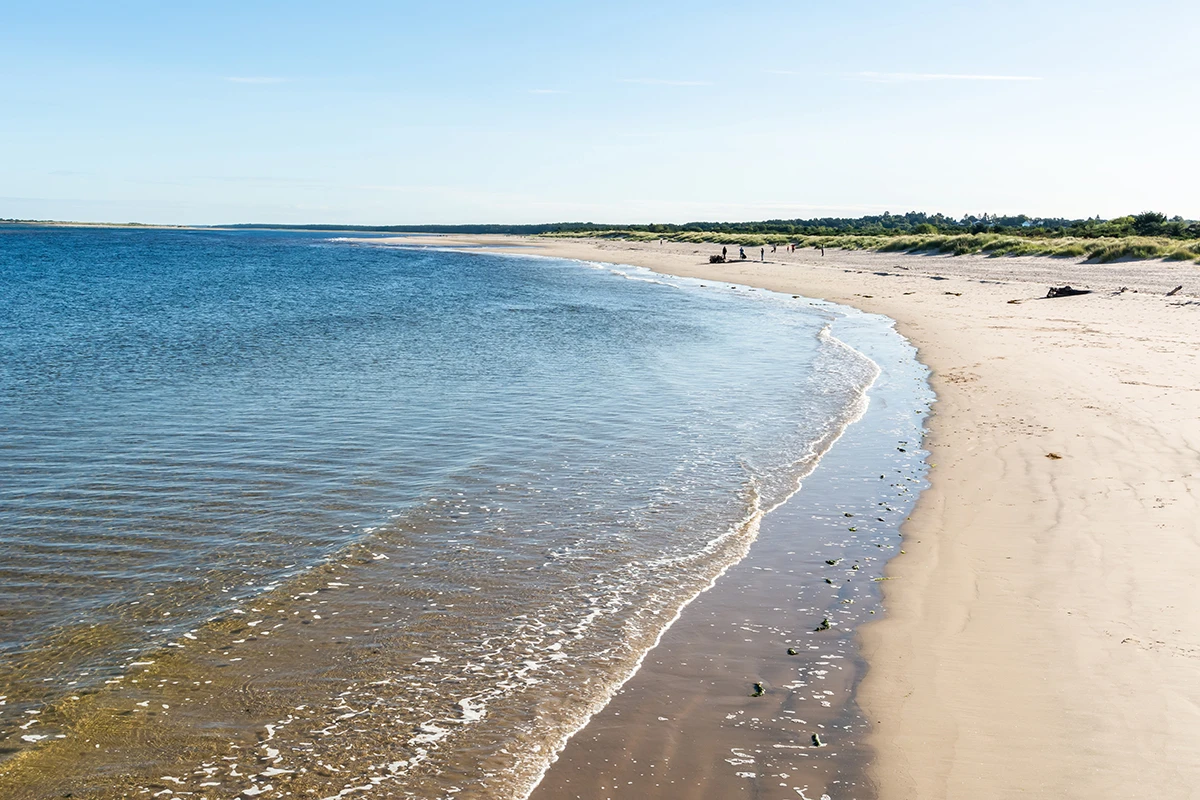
381, 235, 1200, 798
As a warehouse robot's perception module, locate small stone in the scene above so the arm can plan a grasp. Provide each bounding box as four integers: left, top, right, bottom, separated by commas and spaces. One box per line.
787, 647, 798, 656
751, 682, 765, 697
811, 733, 825, 747
815, 618, 831, 632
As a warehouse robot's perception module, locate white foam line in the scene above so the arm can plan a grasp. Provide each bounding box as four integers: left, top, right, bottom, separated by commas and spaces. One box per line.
516, 285, 883, 800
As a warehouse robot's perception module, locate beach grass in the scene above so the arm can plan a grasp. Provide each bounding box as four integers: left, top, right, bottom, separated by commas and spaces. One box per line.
548, 230, 1200, 264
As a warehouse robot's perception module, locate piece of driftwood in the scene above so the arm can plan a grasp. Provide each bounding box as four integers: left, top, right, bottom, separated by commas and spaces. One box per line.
708, 254, 726, 263
1046, 285, 1092, 298
1167, 285, 1183, 296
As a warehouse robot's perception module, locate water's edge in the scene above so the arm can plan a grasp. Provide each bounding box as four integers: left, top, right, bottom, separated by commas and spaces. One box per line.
514, 258, 934, 800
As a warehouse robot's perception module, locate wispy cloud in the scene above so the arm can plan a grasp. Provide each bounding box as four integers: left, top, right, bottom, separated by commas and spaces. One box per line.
854, 71, 1041, 83
529, 89, 568, 95
224, 76, 288, 84
621, 78, 711, 87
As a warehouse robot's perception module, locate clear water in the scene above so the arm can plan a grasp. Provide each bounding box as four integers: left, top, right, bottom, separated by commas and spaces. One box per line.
0, 227, 885, 798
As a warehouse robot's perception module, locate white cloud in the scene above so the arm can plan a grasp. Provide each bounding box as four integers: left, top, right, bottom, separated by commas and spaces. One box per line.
620, 78, 711, 86
854, 71, 1041, 83
224, 76, 288, 84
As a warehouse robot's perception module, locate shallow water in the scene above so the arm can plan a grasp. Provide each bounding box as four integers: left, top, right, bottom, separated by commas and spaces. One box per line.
0, 227, 906, 798
529, 281, 933, 800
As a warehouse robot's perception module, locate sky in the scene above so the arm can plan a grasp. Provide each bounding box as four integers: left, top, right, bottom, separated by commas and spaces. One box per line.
2, 0, 1198, 225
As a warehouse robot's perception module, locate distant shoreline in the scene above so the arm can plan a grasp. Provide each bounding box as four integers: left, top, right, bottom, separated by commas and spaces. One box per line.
0, 219, 199, 230
6, 218, 1199, 264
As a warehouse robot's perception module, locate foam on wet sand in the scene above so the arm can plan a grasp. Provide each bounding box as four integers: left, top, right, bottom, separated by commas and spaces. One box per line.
405, 235, 1200, 800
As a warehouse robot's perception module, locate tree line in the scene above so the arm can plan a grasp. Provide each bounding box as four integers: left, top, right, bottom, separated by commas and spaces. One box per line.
5, 212, 1195, 239
217, 211, 1198, 239
608, 211, 1198, 239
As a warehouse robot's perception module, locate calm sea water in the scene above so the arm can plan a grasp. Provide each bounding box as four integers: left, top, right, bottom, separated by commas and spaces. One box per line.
0, 227, 891, 798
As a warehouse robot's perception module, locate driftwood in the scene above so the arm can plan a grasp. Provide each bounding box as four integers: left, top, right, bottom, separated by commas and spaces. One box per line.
1167, 285, 1183, 296
1046, 285, 1092, 298
708, 254, 726, 263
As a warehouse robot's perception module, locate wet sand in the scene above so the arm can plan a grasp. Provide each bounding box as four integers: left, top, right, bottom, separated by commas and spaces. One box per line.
527, 340, 931, 800
387, 235, 1200, 799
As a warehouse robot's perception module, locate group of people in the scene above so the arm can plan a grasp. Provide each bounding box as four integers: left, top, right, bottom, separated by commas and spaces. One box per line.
719, 243, 825, 262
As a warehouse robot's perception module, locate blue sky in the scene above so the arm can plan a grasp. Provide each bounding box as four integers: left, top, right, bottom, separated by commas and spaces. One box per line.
2, 1, 1197, 225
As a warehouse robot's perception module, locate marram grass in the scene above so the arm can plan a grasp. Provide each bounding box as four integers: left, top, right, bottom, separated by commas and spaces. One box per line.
548, 231, 1200, 264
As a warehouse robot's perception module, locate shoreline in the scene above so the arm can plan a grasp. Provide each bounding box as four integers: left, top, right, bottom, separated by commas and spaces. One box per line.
378, 235, 1200, 798
524, 294, 932, 800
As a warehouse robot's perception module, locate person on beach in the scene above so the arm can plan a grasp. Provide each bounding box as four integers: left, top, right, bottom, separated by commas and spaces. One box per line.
739, 247, 746, 260
722, 246, 727, 261
760, 247, 765, 261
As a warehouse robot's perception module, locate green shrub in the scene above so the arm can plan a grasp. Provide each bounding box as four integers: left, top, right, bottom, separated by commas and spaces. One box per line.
552, 228, 1198, 263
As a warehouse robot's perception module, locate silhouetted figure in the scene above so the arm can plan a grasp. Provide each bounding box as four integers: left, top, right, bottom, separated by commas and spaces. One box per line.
739, 247, 746, 260
722, 246, 728, 260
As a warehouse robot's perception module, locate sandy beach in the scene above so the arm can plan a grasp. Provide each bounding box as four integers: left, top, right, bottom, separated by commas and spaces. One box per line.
381, 235, 1200, 799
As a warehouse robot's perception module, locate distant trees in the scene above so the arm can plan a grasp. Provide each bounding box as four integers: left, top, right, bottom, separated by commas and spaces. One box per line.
202, 211, 1199, 241
584, 211, 1197, 240
1132, 211, 1167, 236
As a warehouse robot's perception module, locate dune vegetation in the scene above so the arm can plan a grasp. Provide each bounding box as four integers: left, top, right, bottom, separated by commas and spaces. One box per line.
541, 211, 1200, 263
552, 229, 1200, 263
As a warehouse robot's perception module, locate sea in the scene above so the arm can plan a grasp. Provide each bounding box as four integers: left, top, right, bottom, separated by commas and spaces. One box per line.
0, 226, 929, 799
